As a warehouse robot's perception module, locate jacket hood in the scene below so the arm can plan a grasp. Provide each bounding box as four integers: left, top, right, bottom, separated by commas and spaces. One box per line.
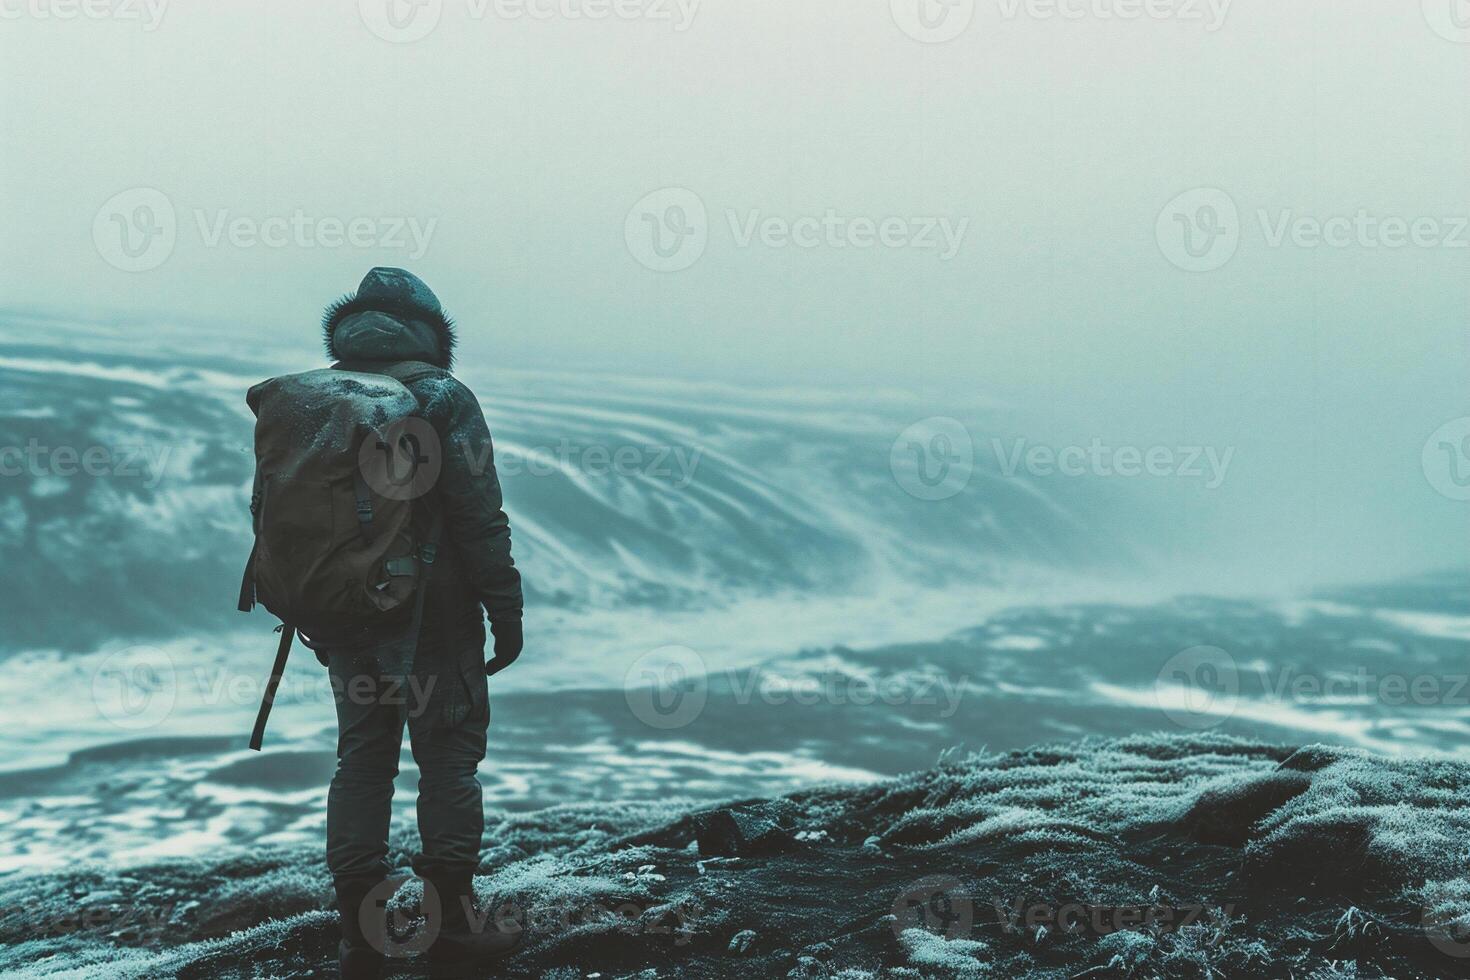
321, 267, 456, 369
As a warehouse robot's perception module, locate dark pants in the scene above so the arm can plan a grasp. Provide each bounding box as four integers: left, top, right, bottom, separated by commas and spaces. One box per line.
325, 631, 489, 883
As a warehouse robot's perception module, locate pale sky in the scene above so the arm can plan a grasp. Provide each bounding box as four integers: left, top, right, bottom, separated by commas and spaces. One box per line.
2, 0, 1467, 582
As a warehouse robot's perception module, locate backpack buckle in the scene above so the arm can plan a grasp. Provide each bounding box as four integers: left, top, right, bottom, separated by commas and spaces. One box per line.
420, 542, 437, 566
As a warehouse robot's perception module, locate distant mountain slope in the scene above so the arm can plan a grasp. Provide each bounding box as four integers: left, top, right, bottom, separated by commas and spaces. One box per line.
0, 319, 1139, 655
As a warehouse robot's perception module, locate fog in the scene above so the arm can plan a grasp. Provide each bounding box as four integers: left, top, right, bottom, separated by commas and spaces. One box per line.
1, 0, 1465, 587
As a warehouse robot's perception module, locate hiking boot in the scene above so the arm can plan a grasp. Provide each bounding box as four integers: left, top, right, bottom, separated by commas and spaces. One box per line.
424, 873, 523, 976
334, 876, 387, 980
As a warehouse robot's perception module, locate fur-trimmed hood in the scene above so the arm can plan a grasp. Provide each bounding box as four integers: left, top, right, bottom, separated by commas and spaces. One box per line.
321, 268, 456, 369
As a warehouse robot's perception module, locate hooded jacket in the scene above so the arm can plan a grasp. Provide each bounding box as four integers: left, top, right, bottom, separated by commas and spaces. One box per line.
321, 270, 522, 682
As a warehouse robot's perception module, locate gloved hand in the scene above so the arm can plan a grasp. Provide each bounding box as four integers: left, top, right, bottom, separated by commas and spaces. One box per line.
486, 618, 523, 677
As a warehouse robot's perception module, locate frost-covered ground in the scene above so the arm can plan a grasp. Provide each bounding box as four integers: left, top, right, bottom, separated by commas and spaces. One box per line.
7, 732, 1470, 979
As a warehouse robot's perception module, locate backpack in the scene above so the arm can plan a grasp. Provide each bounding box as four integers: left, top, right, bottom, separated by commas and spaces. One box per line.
237, 360, 444, 749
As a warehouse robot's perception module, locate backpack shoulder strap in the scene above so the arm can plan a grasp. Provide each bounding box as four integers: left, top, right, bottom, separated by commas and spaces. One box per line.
376, 359, 444, 382
333, 359, 445, 394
